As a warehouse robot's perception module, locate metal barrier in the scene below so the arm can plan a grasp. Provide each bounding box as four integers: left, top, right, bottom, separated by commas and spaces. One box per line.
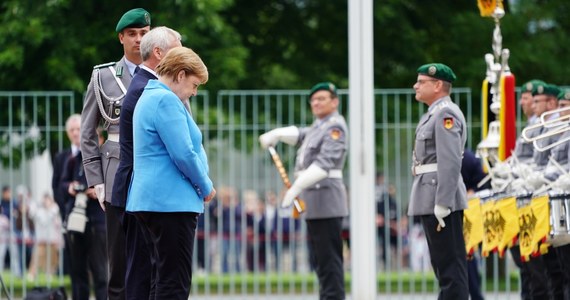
0, 88, 523, 299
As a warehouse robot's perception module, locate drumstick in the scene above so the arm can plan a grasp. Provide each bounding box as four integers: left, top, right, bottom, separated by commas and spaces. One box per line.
267, 146, 305, 215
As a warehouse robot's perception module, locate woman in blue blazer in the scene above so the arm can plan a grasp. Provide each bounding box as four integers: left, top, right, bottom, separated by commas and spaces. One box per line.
127, 47, 216, 299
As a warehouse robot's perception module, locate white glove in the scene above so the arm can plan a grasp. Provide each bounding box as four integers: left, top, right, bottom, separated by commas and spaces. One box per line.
553, 173, 570, 190
259, 126, 299, 149
526, 172, 547, 190
280, 164, 328, 208
492, 161, 511, 179
94, 183, 106, 211
282, 185, 302, 209
434, 204, 451, 229
510, 178, 526, 192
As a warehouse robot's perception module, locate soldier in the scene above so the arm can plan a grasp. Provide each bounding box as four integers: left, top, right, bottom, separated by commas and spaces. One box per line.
528, 83, 569, 299
513, 80, 546, 163
408, 63, 469, 299
80, 8, 151, 300
508, 79, 547, 300
259, 82, 349, 300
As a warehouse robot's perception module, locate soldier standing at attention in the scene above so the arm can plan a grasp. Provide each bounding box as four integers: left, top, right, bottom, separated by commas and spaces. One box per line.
408, 63, 468, 299
80, 8, 151, 300
259, 82, 349, 300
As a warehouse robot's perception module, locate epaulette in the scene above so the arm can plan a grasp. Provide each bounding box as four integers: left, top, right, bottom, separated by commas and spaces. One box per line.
93, 61, 116, 69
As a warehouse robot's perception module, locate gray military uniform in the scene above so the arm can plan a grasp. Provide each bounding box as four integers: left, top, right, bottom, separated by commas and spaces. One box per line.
81, 57, 133, 202
295, 111, 349, 220
408, 96, 467, 216
543, 129, 570, 181
514, 116, 538, 164
533, 114, 561, 170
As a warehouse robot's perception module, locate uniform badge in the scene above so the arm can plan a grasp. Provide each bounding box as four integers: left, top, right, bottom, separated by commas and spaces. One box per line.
330, 128, 342, 140
525, 82, 533, 92
537, 85, 544, 94
443, 117, 454, 129
116, 66, 123, 77
428, 66, 437, 75
565, 92, 570, 100
114, 108, 121, 116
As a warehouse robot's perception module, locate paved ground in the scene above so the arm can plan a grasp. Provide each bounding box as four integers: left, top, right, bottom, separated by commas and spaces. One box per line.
189, 292, 520, 299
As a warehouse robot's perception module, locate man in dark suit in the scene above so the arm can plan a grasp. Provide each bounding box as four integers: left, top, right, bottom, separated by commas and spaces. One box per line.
111, 26, 182, 299
52, 114, 81, 221
51, 114, 82, 276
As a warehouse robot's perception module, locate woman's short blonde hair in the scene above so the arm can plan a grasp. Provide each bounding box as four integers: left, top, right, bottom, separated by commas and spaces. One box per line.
155, 47, 208, 84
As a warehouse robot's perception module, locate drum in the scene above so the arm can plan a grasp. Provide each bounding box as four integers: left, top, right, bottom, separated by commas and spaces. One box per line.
547, 190, 570, 247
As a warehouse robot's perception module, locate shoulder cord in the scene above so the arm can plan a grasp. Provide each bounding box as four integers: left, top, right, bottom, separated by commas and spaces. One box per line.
92, 67, 126, 127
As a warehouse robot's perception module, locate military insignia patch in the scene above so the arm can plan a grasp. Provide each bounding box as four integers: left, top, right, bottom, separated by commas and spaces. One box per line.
428, 65, 436, 75
444, 117, 454, 129
330, 128, 342, 140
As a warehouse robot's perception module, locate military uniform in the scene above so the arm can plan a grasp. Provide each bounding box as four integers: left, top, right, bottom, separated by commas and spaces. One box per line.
408, 63, 468, 300
259, 82, 348, 300
80, 8, 151, 300
295, 111, 349, 220
297, 110, 348, 300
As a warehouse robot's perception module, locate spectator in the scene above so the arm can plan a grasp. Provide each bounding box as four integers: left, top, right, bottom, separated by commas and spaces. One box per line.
0, 185, 21, 276
215, 186, 242, 273
27, 193, 62, 281
375, 171, 398, 268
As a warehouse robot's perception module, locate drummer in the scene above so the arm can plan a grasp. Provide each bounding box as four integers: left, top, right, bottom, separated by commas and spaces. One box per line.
527, 82, 567, 299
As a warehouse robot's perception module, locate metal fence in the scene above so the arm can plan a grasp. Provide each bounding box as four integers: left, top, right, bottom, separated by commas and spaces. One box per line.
0, 89, 522, 299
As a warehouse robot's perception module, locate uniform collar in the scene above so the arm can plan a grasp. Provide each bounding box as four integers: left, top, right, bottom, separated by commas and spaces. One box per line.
123, 58, 138, 77
428, 96, 451, 114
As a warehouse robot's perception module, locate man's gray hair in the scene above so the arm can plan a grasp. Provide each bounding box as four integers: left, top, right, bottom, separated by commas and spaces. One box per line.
65, 114, 81, 131
140, 26, 182, 61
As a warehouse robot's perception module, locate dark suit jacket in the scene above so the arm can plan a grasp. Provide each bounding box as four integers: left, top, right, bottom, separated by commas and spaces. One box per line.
52, 148, 72, 220
59, 152, 105, 228
111, 68, 157, 207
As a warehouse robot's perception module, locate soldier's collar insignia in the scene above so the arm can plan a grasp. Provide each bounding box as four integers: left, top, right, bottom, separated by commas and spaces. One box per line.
330, 128, 342, 140
443, 117, 454, 129
428, 65, 437, 76
116, 66, 123, 77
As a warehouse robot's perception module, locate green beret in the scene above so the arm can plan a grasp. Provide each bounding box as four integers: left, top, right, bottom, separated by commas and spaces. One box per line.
558, 88, 570, 101
116, 8, 151, 32
309, 82, 337, 98
416, 63, 456, 83
533, 83, 560, 98
521, 79, 546, 94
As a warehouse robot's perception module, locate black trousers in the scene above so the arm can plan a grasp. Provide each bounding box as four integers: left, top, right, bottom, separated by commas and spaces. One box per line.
306, 217, 345, 300
67, 224, 108, 300
135, 211, 199, 300
121, 209, 155, 300
555, 244, 570, 299
510, 245, 532, 300
105, 203, 127, 300
421, 211, 469, 300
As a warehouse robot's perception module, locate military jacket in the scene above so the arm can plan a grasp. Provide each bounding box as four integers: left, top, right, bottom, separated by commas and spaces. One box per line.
81, 57, 133, 203
544, 128, 570, 181
295, 111, 349, 220
533, 113, 561, 169
514, 116, 538, 164
408, 96, 467, 216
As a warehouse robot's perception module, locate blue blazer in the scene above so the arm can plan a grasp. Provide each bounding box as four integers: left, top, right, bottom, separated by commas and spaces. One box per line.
126, 80, 212, 213
112, 68, 157, 208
